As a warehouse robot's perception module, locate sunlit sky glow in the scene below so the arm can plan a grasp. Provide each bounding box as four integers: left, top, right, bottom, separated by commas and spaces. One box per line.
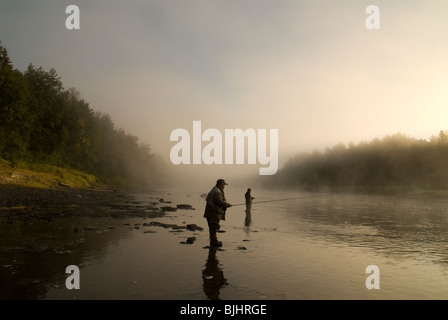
1, 0, 448, 184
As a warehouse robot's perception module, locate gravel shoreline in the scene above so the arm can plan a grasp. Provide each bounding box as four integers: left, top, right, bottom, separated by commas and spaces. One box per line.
0, 184, 165, 219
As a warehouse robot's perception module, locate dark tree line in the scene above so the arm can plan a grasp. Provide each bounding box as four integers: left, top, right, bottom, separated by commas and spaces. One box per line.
0, 42, 166, 188
264, 132, 448, 193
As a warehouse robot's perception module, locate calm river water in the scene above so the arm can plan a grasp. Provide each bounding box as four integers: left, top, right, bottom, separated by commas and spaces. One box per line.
1, 187, 448, 300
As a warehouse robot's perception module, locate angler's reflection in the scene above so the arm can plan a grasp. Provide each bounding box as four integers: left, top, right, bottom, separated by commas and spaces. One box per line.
202, 247, 228, 300
245, 208, 252, 228
244, 188, 254, 230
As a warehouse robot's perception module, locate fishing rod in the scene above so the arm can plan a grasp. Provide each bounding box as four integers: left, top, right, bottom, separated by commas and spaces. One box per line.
230, 193, 331, 207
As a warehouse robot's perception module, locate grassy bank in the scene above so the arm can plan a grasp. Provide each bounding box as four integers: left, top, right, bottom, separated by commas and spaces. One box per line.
0, 157, 100, 189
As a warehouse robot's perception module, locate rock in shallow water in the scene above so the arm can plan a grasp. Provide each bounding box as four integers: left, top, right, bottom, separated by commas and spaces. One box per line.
176, 204, 195, 210
180, 237, 196, 244
160, 206, 177, 212
186, 224, 203, 231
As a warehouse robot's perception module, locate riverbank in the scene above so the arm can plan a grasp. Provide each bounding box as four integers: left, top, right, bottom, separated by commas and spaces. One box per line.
0, 158, 100, 189
0, 159, 173, 219
0, 184, 151, 217
0, 181, 199, 224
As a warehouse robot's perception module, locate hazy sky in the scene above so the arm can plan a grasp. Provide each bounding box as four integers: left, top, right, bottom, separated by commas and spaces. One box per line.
1, 0, 448, 185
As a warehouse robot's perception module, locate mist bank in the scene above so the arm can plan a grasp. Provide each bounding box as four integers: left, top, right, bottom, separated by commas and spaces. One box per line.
0, 42, 169, 190
262, 132, 448, 195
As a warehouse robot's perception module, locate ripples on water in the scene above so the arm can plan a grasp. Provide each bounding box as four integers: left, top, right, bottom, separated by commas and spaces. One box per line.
285, 194, 448, 264
1, 189, 448, 299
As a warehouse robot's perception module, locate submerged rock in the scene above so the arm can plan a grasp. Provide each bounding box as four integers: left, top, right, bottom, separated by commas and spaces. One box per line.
187, 237, 196, 244
148, 221, 176, 229
145, 221, 204, 233
186, 224, 203, 231
180, 237, 196, 244
176, 204, 195, 210
160, 206, 177, 212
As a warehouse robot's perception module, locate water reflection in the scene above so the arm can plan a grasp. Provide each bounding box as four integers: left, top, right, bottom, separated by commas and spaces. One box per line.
0, 216, 133, 299
245, 208, 252, 228
202, 248, 228, 300
283, 194, 448, 265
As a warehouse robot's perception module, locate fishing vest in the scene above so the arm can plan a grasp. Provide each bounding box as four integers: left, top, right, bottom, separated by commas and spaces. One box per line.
205, 186, 227, 219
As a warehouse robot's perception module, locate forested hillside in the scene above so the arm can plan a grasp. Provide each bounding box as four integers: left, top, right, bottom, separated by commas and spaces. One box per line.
0, 42, 166, 188
264, 132, 448, 194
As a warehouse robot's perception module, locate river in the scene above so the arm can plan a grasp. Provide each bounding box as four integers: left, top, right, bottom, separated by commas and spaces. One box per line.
1, 187, 448, 300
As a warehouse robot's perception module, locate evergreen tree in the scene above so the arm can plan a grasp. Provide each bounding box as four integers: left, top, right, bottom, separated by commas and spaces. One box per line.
0, 43, 32, 162
0, 42, 167, 188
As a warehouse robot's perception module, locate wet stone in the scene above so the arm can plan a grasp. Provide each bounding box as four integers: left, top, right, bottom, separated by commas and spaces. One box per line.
186, 224, 203, 231
160, 206, 177, 212
180, 237, 196, 244
176, 204, 195, 210
148, 221, 177, 229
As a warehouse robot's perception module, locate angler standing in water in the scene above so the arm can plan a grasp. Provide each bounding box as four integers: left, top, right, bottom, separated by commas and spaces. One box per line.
244, 188, 255, 212
204, 179, 232, 247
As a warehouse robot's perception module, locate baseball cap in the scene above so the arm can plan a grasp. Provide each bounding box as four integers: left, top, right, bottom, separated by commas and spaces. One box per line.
216, 179, 228, 185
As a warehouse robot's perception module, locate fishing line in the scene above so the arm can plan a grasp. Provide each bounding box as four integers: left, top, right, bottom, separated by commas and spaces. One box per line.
230, 193, 331, 207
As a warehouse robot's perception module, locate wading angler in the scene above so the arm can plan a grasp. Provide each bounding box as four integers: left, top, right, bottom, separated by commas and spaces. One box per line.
169, 121, 278, 175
